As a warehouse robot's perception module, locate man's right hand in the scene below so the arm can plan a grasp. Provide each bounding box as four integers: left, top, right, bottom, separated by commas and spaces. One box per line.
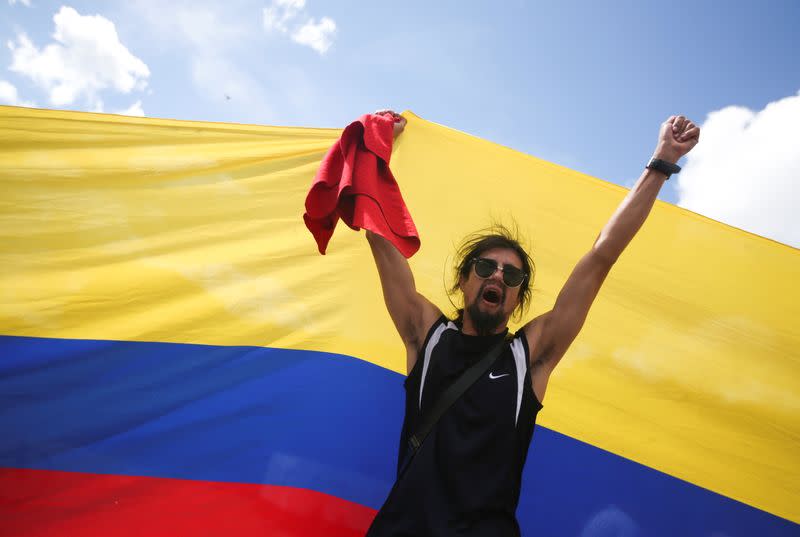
374, 109, 407, 138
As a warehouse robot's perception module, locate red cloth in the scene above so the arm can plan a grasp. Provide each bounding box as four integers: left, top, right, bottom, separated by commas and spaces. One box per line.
303, 113, 420, 258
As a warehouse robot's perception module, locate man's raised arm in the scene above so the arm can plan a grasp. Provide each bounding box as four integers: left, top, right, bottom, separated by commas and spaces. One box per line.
524, 115, 700, 398
367, 111, 441, 373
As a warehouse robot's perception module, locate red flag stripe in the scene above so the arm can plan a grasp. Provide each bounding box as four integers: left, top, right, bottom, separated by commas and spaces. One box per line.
0, 468, 377, 537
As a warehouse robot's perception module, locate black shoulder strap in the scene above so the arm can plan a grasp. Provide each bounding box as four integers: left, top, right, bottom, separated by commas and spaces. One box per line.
398, 335, 509, 478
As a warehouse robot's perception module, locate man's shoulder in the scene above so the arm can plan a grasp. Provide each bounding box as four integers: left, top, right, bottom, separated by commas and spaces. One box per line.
404, 314, 454, 374
418, 315, 457, 348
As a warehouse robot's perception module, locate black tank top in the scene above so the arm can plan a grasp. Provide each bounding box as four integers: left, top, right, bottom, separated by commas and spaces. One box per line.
366, 316, 543, 537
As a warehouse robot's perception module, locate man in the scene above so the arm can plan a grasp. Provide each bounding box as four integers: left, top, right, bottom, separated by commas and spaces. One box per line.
364, 111, 699, 536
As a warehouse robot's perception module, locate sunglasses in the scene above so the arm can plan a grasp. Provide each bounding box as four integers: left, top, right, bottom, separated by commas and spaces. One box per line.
471, 257, 527, 287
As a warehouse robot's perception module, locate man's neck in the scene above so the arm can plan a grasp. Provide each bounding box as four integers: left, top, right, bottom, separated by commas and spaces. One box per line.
461, 315, 508, 336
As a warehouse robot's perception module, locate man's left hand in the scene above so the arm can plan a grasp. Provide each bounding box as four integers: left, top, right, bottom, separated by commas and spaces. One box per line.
654, 115, 700, 163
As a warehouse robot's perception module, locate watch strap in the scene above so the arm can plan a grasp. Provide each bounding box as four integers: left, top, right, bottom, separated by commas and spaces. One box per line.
646, 158, 681, 179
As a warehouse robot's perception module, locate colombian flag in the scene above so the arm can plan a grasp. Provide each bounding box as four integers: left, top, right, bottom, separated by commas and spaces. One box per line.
1, 106, 798, 536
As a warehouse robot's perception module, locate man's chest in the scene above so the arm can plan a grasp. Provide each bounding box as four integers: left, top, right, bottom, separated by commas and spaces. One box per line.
419, 350, 526, 428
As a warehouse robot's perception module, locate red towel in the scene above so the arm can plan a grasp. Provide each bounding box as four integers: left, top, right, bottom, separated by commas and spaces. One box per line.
303, 113, 420, 258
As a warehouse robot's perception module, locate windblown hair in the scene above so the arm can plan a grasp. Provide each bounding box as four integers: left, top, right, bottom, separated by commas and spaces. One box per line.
449, 223, 535, 324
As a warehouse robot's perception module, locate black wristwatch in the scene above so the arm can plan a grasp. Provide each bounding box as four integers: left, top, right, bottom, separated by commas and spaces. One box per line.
646, 157, 681, 179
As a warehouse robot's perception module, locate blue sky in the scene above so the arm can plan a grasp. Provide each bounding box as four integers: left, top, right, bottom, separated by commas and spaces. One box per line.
1, 0, 798, 246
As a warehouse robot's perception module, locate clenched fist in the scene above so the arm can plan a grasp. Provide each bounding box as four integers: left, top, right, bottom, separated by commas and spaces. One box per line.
654, 115, 700, 163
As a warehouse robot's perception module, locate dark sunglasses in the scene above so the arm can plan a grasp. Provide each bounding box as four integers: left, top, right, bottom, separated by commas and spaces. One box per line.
471, 257, 527, 287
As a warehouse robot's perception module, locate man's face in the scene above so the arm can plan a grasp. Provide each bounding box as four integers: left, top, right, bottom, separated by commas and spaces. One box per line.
459, 247, 524, 335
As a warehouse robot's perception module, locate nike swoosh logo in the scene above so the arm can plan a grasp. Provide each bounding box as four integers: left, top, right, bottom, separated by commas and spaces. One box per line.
489, 372, 510, 380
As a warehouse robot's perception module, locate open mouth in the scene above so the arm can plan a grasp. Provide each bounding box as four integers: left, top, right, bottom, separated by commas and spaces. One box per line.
481, 287, 502, 305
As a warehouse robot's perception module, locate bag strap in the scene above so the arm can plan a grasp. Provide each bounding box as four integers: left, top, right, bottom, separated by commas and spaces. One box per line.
398, 334, 509, 478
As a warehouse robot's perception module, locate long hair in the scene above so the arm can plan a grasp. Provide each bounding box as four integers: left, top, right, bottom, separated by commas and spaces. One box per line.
448, 223, 535, 324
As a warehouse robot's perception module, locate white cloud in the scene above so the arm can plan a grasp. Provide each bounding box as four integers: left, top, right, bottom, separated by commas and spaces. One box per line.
0, 80, 36, 107
8, 0, 32, 6
262, 0, 336, 54
291, 17, 336, 54
123, 1, 271, 113
8, 6, 149, 107
677, 91, 800, 248
109, 0, 321, 122
263, 0, 305, 33
116, 100, 145, 116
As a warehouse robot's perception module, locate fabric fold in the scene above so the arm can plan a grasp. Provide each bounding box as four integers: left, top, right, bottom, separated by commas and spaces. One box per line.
303, 113, 420, 258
